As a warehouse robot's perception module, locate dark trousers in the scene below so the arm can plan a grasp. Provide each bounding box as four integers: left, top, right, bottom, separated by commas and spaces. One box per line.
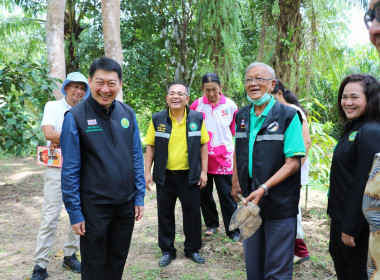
244, 216, 296, 280
200, 174, 238, 237
80, 201, 135, 280
329, 218, 369, 280
156, 171, 202, 255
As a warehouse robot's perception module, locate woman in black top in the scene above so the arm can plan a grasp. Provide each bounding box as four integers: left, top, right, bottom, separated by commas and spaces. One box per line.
328, 73, 380, 280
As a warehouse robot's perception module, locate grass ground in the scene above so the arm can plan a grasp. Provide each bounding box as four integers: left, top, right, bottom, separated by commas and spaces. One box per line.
0, 156, 337, 279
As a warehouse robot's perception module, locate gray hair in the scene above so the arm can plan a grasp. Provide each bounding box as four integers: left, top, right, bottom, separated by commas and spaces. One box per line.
245, 62, 276, 79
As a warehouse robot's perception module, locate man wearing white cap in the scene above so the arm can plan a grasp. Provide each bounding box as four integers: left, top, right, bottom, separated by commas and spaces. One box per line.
30, 72, 90, 280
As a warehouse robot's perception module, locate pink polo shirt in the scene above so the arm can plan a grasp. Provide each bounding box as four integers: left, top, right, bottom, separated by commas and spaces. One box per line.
190, 93, 238, 174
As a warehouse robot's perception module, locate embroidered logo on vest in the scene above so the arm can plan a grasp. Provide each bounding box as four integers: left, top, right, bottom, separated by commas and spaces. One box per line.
157, 124, 166, 132
189, 122, 198, 131
121, 118, 129, 128
240, 118, 245, 129
86, 121, 102, 132
86, 126, 102, 132
267, 121, 279, 132
349, 131, 357, 141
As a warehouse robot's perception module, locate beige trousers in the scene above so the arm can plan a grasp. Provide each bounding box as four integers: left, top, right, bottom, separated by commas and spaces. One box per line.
33, 167, 79, 269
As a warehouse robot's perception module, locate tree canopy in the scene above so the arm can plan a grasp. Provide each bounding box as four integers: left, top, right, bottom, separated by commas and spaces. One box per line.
0, 0, 379, 171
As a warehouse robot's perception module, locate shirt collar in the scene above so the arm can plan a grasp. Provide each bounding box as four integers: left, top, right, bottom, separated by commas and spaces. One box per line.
250, 96, 276, 118
62, 97, 72, 109
88, 94, 116, 116
169, 108, 187, 124
202, 92, 226, 106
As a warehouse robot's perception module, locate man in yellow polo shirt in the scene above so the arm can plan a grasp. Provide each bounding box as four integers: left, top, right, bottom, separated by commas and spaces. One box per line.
145, 82, 209, 267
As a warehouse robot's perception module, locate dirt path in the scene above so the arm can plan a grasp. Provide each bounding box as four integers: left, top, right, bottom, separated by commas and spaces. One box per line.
0, 157, 336, 279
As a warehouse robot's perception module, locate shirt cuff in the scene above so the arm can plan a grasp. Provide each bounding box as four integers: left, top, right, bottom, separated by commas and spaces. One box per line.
134, 194, 145, 207
68, 211, 85, 225
285, 151, 305, 157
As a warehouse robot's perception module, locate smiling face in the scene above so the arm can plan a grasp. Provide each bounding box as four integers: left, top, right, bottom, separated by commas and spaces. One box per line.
245, 66, 275, 100
64, 82, 86, 106
40, 152, 48, 162
369, 0, 380, 55
166, 84, 190, 111
202, 82, 222, 105
89, 69, 122, 108
341, 82, 367, 120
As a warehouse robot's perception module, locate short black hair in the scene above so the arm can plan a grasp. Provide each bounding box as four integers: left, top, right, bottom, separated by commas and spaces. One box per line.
338, 73, 380, 122
167, 81, 190, 96
89, 57, 122, 81
201, 73, 221, 87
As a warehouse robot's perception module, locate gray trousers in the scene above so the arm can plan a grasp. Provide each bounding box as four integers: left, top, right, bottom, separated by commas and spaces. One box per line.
244, 216, 296, 280
33, 167, 79, 269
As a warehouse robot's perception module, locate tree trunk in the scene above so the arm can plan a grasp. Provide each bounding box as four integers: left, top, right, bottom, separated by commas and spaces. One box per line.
46, 0, 66, 100
101, 0, 123, 101
257, 1, 268, 62
304, 5, 317, 95
64, 0, 83, 74
272, 0, 303, 89
172, 0, 191, 84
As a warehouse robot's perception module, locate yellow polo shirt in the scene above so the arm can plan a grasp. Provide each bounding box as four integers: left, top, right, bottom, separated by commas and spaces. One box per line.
145, 110, 209, 170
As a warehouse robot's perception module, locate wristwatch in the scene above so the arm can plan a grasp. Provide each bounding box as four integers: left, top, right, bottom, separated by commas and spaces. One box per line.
259, 184, 268, 196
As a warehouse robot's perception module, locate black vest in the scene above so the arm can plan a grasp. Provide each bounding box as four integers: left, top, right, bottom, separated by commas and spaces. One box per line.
235, 101, 302, 219
152, 107, 204, 186
69, 95, 135, 204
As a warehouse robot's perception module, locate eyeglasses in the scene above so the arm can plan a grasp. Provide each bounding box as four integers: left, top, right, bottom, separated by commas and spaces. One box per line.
168, 91, 188, 97
244, 78, 272, 85
364, 2, 380, 29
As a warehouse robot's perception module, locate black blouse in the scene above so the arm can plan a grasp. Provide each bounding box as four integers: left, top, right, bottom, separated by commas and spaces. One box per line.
328, 117, 380, 237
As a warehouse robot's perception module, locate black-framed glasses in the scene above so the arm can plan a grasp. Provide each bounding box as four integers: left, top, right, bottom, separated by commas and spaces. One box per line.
364, 2, 380, 29
244, 78, 272, 85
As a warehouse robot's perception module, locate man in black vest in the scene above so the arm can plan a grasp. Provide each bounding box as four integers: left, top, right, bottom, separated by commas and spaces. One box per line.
144, 82, 209, 267
60, 57, 146, 279
231, 62, 305, 279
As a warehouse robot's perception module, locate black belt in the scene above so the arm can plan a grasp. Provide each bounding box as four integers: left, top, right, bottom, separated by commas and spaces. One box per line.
166, 169, 188, 175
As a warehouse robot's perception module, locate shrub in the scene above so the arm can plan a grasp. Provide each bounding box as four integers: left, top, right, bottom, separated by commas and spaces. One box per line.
0, 59, 58, 156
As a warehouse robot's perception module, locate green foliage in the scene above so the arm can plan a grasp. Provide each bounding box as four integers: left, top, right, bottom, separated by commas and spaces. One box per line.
1, 0, 47, 17
0, 0, 377, 161
308, 120, 337, 190
301, 45, 380, 140
0, 12, 46, 62
303, 97, 337, 190
307, 79, 342, 138
0, 59, 58, 155
197, 0, 243, 95
345, 47, 380, 77
300, 45, 380, 191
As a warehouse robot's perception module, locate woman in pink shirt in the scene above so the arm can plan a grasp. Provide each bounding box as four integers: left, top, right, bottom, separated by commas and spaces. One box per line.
190, 73, 239, 241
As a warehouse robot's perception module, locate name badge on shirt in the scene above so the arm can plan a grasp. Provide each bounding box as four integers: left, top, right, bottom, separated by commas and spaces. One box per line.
86, 119, 102, 132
